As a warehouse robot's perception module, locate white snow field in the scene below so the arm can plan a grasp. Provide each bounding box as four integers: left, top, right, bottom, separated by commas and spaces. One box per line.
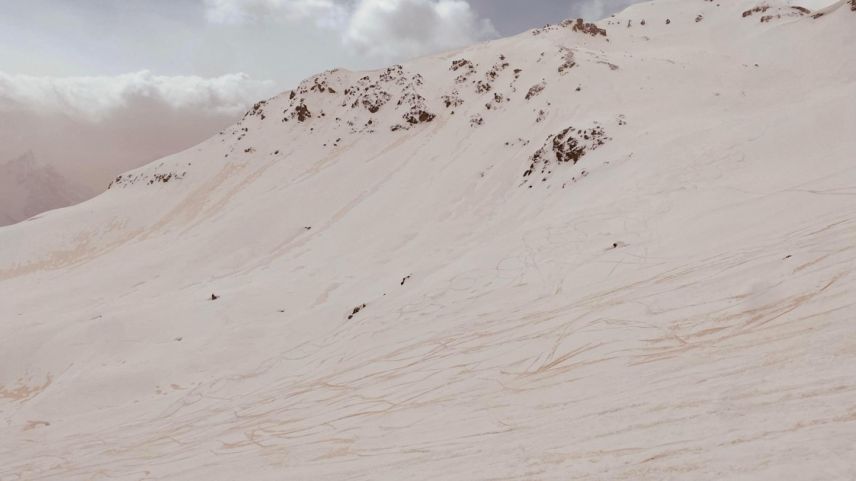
1, 0, 855, 479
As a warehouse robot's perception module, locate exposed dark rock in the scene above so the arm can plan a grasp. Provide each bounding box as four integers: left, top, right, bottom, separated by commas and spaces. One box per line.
566, 18, 607, 36
484, 92, 506, 110
475, 81, 492, 94
347, 303, 367, 320
442, 91, 464, 108
522, 125, 611, 183
525, 82, 546, 100
743, 5, 770, 17
404, 110, 436, 125
450, 59, 474, 71
558, 48, 576, 74
244, 100, 268, 120
295, 102, 312, 122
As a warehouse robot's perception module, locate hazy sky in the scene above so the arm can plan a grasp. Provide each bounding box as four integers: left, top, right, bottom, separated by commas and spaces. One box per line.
0, 0, 639, 194
1, 0, 638, 86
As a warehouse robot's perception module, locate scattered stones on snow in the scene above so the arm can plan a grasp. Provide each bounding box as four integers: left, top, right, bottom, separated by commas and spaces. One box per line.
484, 93, 506, 110
525, 82, 547, 100
742, 5, 771, 17
347, 303, 366, 320
109, 170, 187, 189
450, 59, 474, 71
244, 100, 268, 121
558, 48, 576, 74
756, 6, 810, 22
441, 91, 464, 108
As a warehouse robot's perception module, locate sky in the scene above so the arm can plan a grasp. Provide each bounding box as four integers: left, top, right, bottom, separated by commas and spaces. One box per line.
0, 0, 639, 193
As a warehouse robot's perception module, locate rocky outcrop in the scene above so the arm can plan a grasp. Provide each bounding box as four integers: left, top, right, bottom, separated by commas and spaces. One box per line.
522, 125, 611, 183
564, 18, 608, 37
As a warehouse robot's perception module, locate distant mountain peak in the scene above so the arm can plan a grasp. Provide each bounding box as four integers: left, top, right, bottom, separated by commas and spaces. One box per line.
0, 151, 85, 225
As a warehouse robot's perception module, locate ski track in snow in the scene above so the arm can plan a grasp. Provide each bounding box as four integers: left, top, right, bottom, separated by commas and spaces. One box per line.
1, 0, 856, 479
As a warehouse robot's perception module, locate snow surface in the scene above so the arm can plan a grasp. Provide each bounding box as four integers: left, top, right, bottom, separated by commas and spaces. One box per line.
1, 0, 855, 479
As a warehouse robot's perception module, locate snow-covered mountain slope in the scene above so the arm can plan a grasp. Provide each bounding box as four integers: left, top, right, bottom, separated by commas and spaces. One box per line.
0, 152, 86, 227
1, 1, 855, 479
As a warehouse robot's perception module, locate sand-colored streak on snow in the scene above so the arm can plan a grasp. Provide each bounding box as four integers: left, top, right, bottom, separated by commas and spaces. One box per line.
1, 0, 855, 479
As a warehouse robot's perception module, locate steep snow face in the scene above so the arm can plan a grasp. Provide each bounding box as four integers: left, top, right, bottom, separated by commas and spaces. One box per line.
0, 152, 86, 226
1, 1, 855, 480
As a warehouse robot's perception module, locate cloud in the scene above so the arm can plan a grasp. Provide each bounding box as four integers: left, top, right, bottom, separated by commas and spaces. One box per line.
343, 0, 497, 60
203, 0, 349, 27
0, 70, 275, 122
573, 0, 639, 21
577, 1, 608, 21
0, 70, 276, 198
203, 0, 497, 62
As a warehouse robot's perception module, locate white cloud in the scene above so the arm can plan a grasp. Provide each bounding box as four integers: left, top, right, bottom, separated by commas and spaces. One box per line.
0, 70, 275, 122
203, 0, 496, 62
577, 1, 608, 21
343, 0, 497, 61
203, 0, 349, 27
574, 0, 639, 21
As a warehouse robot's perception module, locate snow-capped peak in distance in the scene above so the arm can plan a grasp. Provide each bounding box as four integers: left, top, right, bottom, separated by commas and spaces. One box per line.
1, 1, 854, 480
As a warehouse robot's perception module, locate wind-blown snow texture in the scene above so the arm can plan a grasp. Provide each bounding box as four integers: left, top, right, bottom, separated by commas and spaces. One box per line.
1, 1, 855, 479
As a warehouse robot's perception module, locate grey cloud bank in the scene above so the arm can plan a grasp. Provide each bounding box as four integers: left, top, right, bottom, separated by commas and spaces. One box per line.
0, 70, 275, 192
0, 71, 275, 121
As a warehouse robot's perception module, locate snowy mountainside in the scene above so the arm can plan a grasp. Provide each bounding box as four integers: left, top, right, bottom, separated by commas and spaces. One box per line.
1, 1, 855, 480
